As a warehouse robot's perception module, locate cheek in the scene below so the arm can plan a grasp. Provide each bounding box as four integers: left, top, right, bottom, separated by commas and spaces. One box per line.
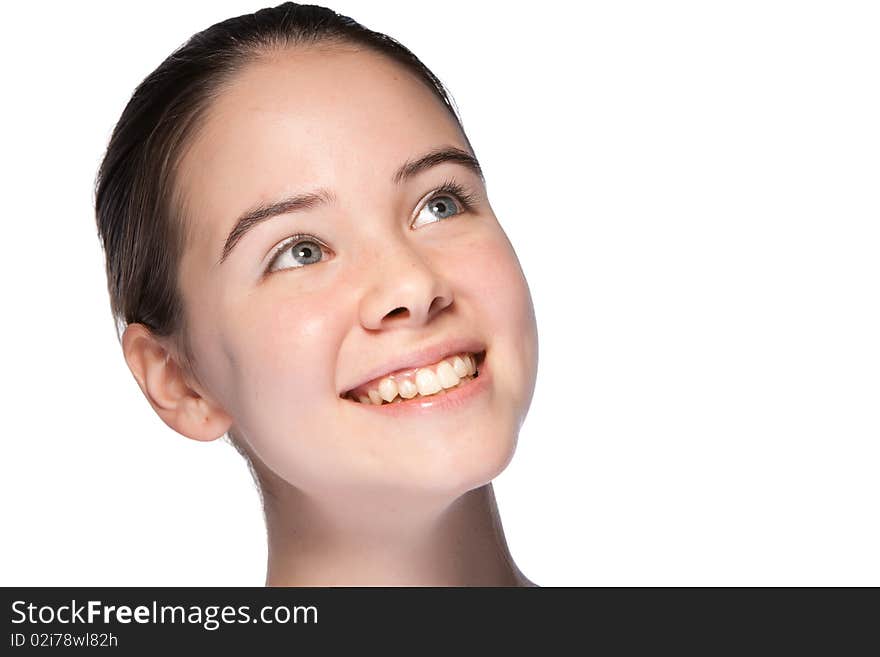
467, 226, 537, 342
462, 227, 540, 421
223, 288, 354, 488
240, 287, 341, 398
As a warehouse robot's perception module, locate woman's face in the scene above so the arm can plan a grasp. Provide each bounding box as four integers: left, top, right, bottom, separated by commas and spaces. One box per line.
174, 46, 538, 500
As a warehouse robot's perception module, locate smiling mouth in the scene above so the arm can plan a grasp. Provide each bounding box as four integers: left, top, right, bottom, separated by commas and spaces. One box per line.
342, 350, 485, 405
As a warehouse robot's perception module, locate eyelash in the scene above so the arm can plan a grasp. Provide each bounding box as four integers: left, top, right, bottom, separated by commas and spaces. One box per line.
264, 179, 479, 273
427, 178, 479, 215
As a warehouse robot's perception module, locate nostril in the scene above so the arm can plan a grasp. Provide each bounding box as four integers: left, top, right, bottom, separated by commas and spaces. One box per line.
386, 307, 407, 318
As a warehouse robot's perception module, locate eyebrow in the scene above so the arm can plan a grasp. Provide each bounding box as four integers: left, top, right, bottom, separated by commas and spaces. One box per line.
218, 145, 484, 264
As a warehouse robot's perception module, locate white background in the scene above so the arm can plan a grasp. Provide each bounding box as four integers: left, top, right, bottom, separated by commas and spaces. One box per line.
1, 1, 878, 586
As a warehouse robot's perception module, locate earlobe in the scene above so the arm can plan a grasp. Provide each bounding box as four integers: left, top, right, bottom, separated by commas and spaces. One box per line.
121, 323, 232, 442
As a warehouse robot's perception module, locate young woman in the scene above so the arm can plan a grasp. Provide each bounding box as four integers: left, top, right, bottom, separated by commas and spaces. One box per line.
95, 2, 540, 586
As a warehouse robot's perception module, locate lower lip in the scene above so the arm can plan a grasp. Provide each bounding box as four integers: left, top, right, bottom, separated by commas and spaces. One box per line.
341, 351, 491, 417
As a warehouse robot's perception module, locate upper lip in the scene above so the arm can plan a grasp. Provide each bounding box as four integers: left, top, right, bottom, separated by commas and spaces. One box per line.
340, 337, 486, 397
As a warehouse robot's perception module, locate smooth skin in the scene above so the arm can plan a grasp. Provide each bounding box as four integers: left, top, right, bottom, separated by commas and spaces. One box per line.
122, 44, 540, 586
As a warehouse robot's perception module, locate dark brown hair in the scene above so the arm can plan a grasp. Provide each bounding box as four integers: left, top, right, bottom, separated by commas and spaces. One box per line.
93, 1, 472, 380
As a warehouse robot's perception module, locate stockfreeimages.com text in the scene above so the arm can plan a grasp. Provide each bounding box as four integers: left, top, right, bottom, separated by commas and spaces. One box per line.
11, 600, 317, 631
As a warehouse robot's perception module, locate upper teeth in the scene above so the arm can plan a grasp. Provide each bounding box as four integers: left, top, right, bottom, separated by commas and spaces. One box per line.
352, 352, 478, 405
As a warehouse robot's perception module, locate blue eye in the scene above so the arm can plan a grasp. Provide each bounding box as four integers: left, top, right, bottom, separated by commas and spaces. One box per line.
266, 236, 328, 274
412, 180, 479, 229
427, 195, 460, 219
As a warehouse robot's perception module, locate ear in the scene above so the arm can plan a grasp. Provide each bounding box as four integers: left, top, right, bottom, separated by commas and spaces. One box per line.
121, 323, 233, 442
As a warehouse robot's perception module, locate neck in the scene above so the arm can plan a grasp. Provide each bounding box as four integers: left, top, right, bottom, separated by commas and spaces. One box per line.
262, 482, 533, 587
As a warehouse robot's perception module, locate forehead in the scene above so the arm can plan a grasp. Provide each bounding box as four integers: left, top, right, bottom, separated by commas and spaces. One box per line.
176, 46, 466, 247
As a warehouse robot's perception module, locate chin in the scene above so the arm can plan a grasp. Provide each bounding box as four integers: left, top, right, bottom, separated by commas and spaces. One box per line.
398, 427, 519, 499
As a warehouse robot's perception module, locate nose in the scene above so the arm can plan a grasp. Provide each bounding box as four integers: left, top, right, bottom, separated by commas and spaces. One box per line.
358, 236, 454, 330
